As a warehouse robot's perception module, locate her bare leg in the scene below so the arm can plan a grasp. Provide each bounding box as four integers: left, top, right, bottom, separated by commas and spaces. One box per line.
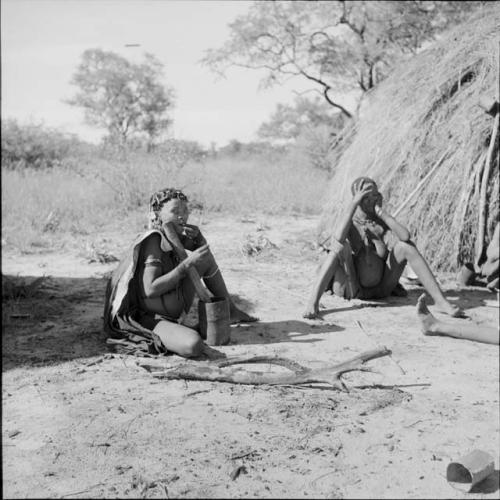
417, 294, 498, 345
392, 241, 464, 317
195, 251, 257, 323
303, 250, 342, 319
153, 321, 204, 357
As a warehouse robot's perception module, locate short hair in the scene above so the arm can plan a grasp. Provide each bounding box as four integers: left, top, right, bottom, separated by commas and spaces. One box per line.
148, 188, 188, 230
149, 188, 188, 213
351, 176, 378, 195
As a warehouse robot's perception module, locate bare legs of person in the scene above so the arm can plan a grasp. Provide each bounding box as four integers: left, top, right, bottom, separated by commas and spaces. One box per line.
304, 239, 463, 319
151, 250, 256, 358
303, 250, 341, 319
373, 240, 464, 317
417, 293, 499, 345
153, 322, 205, 358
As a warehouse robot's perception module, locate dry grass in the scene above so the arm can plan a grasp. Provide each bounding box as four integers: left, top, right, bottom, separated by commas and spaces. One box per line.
186, 155, 329, 215
2, 150, 329, 252
319, 6, 500, 271
1, 168, 115, 251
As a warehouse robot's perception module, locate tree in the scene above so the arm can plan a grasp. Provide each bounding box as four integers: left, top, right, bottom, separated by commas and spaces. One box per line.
68, 49, 175, 147
202, 1, 487, 118
257, 95, 347, 141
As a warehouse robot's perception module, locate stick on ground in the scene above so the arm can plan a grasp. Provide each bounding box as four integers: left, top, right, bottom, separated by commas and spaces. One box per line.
142, 348, 391, 391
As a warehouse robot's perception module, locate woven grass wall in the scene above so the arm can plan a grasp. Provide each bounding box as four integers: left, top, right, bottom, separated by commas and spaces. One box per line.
318, 6, 500, 271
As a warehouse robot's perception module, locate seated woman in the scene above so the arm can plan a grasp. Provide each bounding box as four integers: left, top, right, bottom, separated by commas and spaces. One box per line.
417, 293, 498, 345
303, 177, 464, 319
104, 187, 257, 358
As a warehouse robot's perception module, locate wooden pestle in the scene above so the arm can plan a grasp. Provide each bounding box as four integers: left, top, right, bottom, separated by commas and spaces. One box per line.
162, 221, 213, 302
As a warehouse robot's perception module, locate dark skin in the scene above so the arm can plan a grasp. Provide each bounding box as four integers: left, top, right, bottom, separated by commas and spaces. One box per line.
417, 293, 498, 344
304, 179, 464, 319
480, 223, 499, 291
303, 180, 374, 318
139, 198, 257, 358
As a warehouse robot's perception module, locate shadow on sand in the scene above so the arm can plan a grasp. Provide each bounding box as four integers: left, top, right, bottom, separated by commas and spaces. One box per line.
2, 274, 109, 371
3, 275, 494, 371
318, 287, 494, 318
230, 319, 344, 346
470, 470, 500, 494
2, 275, 342, 370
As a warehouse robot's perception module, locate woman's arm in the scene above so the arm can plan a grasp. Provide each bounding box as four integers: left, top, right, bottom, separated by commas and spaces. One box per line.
141, 234, 189, 298
375, 206, 410, 242
333, 182, 376, 243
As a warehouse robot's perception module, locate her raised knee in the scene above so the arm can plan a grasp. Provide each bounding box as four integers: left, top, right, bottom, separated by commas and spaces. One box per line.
393, 240, 417, 259
178, 335, 204, 358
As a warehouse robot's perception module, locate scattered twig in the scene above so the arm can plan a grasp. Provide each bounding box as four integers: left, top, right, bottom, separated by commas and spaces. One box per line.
84, 357, 104, 367
356, 320, 406, 375
230, 449, 258, 460
124, 415, 140, 438
59, 482, 106, 498
185, 389, 211, 397
160, 389, 213, 410
353, 383, 431, 390
404, 418, 431, 428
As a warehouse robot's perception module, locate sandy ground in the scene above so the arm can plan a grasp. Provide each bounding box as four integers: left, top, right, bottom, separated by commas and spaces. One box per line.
2, 214, 499, 499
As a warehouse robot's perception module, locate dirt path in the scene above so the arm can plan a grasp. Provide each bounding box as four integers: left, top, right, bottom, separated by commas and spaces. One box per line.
2, 214, 499, 499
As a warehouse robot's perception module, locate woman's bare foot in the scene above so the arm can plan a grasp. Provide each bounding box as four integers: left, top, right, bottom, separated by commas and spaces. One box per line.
200, 344, 227, 360
229, 304, 258, 324
416, 294, 439, 335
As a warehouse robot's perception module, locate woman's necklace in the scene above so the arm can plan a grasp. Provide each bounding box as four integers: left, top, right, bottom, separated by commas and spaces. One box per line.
353, 215, 378, 228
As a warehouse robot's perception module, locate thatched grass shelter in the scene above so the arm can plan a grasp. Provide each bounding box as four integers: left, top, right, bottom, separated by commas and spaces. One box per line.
318, 6, 499, 271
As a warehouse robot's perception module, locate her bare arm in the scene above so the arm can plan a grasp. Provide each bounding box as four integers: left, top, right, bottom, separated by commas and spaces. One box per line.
375, 206, 410, 242
333, 182, 375, 243
141, 234, 209, 298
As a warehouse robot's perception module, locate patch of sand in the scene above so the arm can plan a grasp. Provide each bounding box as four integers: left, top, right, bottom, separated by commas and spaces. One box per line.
2, 214, 499, 498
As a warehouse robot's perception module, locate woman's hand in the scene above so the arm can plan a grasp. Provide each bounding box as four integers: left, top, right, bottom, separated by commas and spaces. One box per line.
352, 180, 376, 206
184, 244, 211, 269
374, 193, 384, 216
182, 224, 200, 240
181, 224, 207, 250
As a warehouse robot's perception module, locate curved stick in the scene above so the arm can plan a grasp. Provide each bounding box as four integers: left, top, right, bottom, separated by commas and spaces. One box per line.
150, 347, 391, 391
216, 355, 309, 374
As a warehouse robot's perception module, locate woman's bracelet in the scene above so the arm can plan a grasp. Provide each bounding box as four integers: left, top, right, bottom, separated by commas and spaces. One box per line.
177, 262, 187, 277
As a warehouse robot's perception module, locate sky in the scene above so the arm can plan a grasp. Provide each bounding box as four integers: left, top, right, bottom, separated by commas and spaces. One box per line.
1, 0, 318, 147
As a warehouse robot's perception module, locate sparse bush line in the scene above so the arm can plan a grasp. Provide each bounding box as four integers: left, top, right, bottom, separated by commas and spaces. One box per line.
2, 150, 329, 253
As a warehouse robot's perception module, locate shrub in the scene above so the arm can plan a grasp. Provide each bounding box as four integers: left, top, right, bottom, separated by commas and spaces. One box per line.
2, 142, 330, 252
1, 119, 85, 170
